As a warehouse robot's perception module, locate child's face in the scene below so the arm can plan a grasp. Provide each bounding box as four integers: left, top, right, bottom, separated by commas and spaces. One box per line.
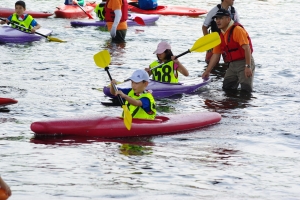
15, 5, 25, 16
131, 81, 148, 94
157, 52, 166, 61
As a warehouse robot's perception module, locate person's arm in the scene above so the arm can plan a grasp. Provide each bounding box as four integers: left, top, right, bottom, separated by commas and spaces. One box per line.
202, 25, 209, 36
233, 8, 240, 23
202, 53, 221, 79
0, 176, 11, 197
242, 44, 253, 78
110, 9, 122, 38
234, 26, 252, 78
31, 24, 41, 33
115, 90, 142, 106
202, 7, 217, 35
109, 79, 118, 95
172, 56, 189, 76
144, 67, 152, 76
0, 16, 10, 25
29, 18, 40, 33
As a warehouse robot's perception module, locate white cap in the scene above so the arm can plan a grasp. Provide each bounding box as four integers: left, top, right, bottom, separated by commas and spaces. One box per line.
129, 69, 149, 82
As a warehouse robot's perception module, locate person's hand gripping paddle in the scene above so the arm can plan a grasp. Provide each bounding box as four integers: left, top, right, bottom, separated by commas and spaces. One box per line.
93, 50, 132, 130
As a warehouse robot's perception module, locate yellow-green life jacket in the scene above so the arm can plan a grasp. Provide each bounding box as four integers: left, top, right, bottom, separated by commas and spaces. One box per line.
149, 60, 178, 83
94, 2, 106, 21
11, 13, 33, 33
123, 89, 156, 120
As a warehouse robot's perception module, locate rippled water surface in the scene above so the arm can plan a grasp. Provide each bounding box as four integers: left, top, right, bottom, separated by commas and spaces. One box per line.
1, 0, 300, 199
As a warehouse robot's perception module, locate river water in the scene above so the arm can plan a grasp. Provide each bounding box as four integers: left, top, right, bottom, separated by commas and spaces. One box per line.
1, 0, 299, 199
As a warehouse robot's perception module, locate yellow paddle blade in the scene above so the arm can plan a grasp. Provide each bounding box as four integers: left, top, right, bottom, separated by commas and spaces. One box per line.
47, 36, 66, 43
93, 50, 111, 68
122, 105, 132, 130
190, 32, 221, 53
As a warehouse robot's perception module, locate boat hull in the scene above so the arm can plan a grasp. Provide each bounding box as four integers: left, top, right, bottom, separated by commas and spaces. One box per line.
55, 5, 94, 18
0, 26, 52, 43
128, 4, 207, 16
70, 13, 159, 27
0, 97, 18, 107
0, 7, 53, 18
103, 78, 211, 99
31, 112, 221, 138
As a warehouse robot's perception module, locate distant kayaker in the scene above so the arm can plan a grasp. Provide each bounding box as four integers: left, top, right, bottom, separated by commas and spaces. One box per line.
201, 9, 255, 92
105, 0, 128, 43
0, 176, 11, 198
65, 0, 85, 6
202, 0, 240, 64
0, 0, 41, 33
145, 41, 189, 83
94, 0, 106, 21
110, 69, 157, 120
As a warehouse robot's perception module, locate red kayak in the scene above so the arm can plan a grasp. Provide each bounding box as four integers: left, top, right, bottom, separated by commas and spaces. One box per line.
0, 97, 18, 107
55, 5, 94, 18
31, 112, 221, 138
128, 4, 207, 16
0, 7, 53, 18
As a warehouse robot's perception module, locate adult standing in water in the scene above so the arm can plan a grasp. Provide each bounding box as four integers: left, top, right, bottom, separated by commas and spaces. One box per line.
105, 0, 128, 43
202, 0, 240, 64
201, 9, 255, 92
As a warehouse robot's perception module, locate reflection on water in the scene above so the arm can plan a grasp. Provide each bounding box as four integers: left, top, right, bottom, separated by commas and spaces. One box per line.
0, 86, 27, 98
30, 135, 155, 146
119, 144, 153, 156
203, 90, 253, 110
0, 116, 17, 122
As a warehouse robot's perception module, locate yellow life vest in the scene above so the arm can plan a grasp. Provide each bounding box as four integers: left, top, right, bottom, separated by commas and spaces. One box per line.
149, 60, 178, 83
123, 89, 156, 120
11, 13, 34, 33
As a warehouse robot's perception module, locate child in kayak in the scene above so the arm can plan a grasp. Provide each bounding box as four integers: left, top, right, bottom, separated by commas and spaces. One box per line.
65, 0, 85, 6
110, 69, 157, 120
0, 0, 41, 33
145, 41, 189, 83
94, 0, 106, 21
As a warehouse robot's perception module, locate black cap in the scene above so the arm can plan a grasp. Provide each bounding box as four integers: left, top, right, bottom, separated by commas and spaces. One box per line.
212, 8, 230, 19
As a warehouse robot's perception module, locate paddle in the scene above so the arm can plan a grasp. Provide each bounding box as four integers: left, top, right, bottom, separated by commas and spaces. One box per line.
76, 3, 94, 19
130, 16, 145, 26
151, 32, 221, 70
0, 17, 65, 43
93, 50, 132, 130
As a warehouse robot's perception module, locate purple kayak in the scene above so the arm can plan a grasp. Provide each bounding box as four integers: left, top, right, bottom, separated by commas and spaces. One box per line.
70, 13, 159, 27
103, 78, 211, 99
0, 25, 52, 43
